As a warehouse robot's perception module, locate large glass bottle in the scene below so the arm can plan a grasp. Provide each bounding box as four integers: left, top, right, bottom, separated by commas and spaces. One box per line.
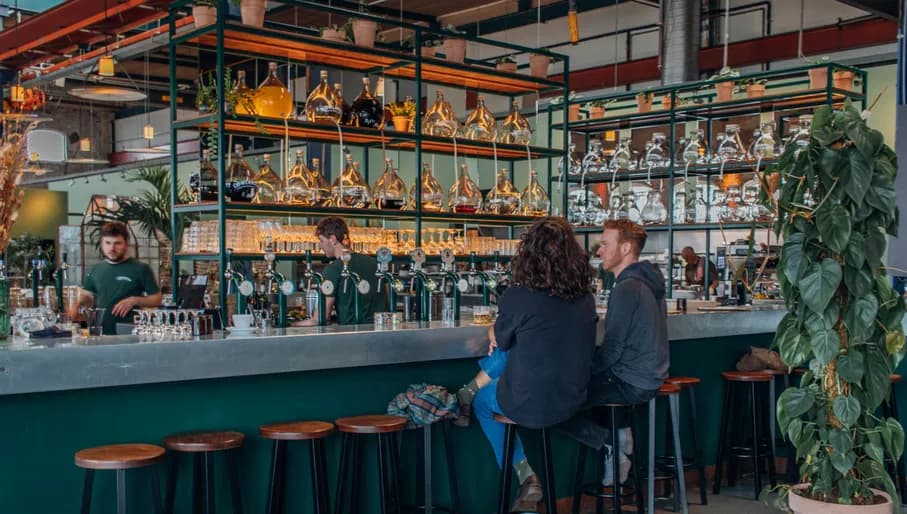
642, 132, 670, 169
285, 149, 313, 205
308, 158, 332, 207
448, 163, 482, 213
305, 70, 342, 124
582, 140, 607, 174
521, 170, 550, 216
679, 129, 710, 166
500, 100, 532, 145
608, 138, 638, 172
422, 90, 459, 137
351, 77, 383, 129
252, 154, 284, 203
373, 158, 407, 209
190, 149, 219, 202
750, 122, 778, 160
253, 62, 294, 120
226, 144, 257, 202
410, 162, 445, 212
789, 114, 812, 158
462, 95, 497, 142
335, 83, 353, 125
714, 124, 747, 163
484, 168, 521, 215
331, 153, 371, 208
559, 142, 582, 176
640, 189, 667, 224
233, 70, 254, 116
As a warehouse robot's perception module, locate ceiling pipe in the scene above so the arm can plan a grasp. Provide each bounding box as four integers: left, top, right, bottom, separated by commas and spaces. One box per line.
661, 0, 701, 84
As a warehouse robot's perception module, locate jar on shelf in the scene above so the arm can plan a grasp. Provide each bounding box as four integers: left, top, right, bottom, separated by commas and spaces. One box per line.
463, 95, 497, 142
285, 149, 313, 205
410, 162, 445, 212
690, 187, 708, 223
640, 189, 667, 225
226, 144, 257, 202
334, 83, 353, 125
725, 185, 746, 221
788, 114, 812, 158
190, 148, 219, 202
253, 62, 294, 120
714, 124, 747, 163
742, 175, 772, 221
750, 121, 778, 160
331, 153, 371, 208
373, 158, 408, 209
559, 142, 583, 176
500, 100, 532, 145
622, 191, 640, 223
305, 70, 342, 124
582, 140, 607, 174
351, 77, 383, 129
608, 138, 638, 172
484, 168, 521, 215
679, 129, 710, 166
423, 90, 459, 137
521, 170, 550, 216
252, 154, 284, 203
448, 163, 482, 213
308, 158, 332, 207
708, 186, 728, 222
232, 69, 254, 116
642, 132, 670, 169
672, 189, 687, 224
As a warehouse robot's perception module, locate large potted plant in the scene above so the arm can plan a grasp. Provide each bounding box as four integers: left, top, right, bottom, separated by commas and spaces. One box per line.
762, 101, 905, 513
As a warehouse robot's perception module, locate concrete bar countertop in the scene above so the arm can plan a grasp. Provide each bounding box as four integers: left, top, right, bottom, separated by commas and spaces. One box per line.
0, 307, 792, 396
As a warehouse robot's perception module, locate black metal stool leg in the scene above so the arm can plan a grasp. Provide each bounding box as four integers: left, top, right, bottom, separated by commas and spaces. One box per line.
498, 424, 516, 514
116, 468, 127, 514
713, 381, 732, 495
349, 436, 363, 514
226, 449, 244, 514
750, 383, 762, 500
441, 421, 461, 514
686, 387, 707, 505
571, 443, 587, 514
423, 424, 434, 514
666, 396, 679, 513
334, 434, 351, 514
610, 407, 621, 514
389, 433, 403, 514
266, 441, 287, 514
764, 384, 778, 489
151, 464, 165, 514
166, 453, 179, 514
670, 392, 689, 514
80, 469, 95, 514
377, 434, 390, 514
541, 428, 558, 514
628, 409, 643, 514
309, 439, 328, 514
193, 453, 204, 514
203, 452, 216, 514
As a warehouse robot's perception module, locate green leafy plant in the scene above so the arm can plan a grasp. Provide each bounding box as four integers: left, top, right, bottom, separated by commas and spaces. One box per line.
386, 98, 417, 117
194, 0, 216, 6
496, 56, 516, 65
588, 99, 616, 108
761, 101, 905, 508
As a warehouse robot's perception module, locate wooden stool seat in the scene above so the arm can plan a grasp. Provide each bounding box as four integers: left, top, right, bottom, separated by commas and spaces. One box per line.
492, 413, 515, 424
75, 443, 165, 470
892, 374, 902, 384
260, 421, 335, 440
721, 371, 773, 383
658, 383, 682, 396
791, 368, 807, 376
760, 368, 789, 376
336, 415, 407, 434
163, 431, 244, 452
665, 376, 701, 387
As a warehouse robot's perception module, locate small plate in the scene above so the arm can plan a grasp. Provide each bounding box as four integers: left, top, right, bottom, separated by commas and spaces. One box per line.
228, 326, 257, 334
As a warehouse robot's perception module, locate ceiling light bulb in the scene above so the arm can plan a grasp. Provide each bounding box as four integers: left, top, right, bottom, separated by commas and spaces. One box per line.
143, 124, 154, 140
98, 55, 115, 77
604, 130, 617, 142
79, 137, 92, 152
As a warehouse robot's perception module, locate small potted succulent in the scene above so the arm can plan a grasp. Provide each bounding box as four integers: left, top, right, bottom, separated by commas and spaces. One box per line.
529, 53, 551, 78
442, 26, 467, 64
636, 90, 654, 113
386, 97, 417, 132
320, 24, 349, 43
230, 0, 266, 28
833, 67, 855, 91
350, 1, 378, 48
809, 56, 830, 89
192, 0, 217, 29
708, 66, 740, 102
661, 92, 676, 110
587, 99, 608, 119
742, 78, 768, 98
496, 56, 518, 73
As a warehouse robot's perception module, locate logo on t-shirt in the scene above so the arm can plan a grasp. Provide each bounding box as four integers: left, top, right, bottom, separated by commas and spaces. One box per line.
116, 276, 134, 282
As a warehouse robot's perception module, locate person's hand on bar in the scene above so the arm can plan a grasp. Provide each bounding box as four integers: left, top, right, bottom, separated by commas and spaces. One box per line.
487, 325, 497, 355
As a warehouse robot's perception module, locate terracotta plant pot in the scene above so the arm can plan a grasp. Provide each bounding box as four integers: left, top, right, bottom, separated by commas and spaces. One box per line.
746, 84, 766, 98
391, 115, 412, 132
443, 38, 467, 64
496, 62, 518, 73
636, 94, 653, 113
661, 95, 674, 110
788, 485, 893, 514
351, 19, 377, 48
192, 5, 216, 28
568, 104, 580, 122
420, 46, 436, 58
529, 54, 550, 78
833, 70, 854, 90
589, 106, 605, 119
809, 68, 828, 89
715, 81, 734, 102
321, 28, 346, 43
240, 0, 266, 28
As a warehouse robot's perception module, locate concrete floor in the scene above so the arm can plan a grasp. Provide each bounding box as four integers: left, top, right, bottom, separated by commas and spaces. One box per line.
565, 483, 780, 514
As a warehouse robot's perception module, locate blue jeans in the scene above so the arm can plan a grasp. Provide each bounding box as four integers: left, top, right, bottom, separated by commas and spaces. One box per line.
473, 349, 527, 469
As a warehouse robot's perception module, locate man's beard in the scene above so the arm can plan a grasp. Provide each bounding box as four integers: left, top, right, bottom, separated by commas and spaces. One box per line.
105, 252, 126, 263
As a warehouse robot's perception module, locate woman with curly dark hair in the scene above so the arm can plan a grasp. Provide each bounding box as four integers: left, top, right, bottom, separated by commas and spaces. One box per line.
453, 217, 597, 512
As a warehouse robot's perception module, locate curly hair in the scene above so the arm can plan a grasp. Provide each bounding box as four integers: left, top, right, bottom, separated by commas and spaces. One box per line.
315, 216, 350, 246
510, 217, 593, 300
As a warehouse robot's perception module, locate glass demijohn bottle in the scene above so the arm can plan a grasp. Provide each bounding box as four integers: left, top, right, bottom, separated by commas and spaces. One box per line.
484, 169, 521, 215
463, 95, 497, 142
305, 70, 342, 124
335, 83, 353, 125
448, 163, 482, 213
331, 153, 371, 208
373, 159, 408, 209
252, 154, 284, 203
521, 170, 550, 216
226, 144, 257, 202
253, 62, 294, 120
351, 77, 383, 128
500, 100, 532, 145
422, 90, 459, 137
190, 149, 219, 202
285, 150, 313, 205
232, 70, 254, 116
410, 162, 445, 212
307, 158, 332, 207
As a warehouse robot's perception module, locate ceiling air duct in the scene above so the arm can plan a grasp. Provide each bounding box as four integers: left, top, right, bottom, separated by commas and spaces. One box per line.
661, 0, 701, 85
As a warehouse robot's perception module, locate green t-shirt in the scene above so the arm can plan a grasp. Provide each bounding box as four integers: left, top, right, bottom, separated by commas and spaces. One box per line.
83, 258, 160, 334
322, 253, 386, 325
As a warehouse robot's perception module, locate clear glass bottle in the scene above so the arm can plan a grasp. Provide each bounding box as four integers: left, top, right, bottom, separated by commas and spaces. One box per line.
373, 158, 408, 209
679, 129, 710, 165
621, 191, 638, 222
331, 153, 371, 208
252, 154, 284, 203
500, 100, 532, 145
708, 187, 728, 222
233, 70, 254, 116
642, 132, 670, 169
422, 90, 459, 137
448, 163, 482, 213
190, 149, 219, 202
484, 168, 521, 215
351, 77, 383, 129
725, 185, 745, 221
335, 83, 353, 126
742, 175, 771, 221
521, 170, 550, 216
750, 122, 778, 160
609, 138, 638, 172
606, 190, 624, 221
789, 114, 812, 158
308, 158, 332, 207
714, 124, 747, 163
560, 142, 582, 176
692, 188, 708, 223
253, 62, 294, 120
640, 189, 667, 225
582, 140, 607, 174
463, 95, 497, 142
285, 150, 314, 206
409, 162, 445, 212
305, 70, 342, 124
226, 144, 257, 202
672, 190, 687, 224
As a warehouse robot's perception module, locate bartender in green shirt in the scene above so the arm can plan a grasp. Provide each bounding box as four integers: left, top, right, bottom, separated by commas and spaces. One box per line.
294, 217, 385, 325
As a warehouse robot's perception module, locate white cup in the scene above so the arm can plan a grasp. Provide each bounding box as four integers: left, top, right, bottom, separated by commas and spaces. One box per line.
232, 314, 254, 329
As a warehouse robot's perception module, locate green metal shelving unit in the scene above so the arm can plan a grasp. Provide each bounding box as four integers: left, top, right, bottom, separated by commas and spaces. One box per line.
166, 0, 569, 314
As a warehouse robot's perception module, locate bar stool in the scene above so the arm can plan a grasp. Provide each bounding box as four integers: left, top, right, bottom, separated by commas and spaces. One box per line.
259, 421, 335, 514
713, 371, 777, 499
404, 420, 461, 514
75, 443, 166, 514
650, 383, 689, 514
494, 414, 558, 514
334, 415, 407, 514
570, 404, 643, 514
882, 374, 907, 502
663, 376, 708, 506
163, 430, 245, 514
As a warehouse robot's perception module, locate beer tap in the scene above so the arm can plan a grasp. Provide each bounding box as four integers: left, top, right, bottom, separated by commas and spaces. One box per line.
31, 257, 46, 306
224, 248, 252, 316
492, 251, 511, 284
439, 248, 466, 321
262, 236, 295, 328
409, 247, 435, 322
468, 251, 496, 306
303, 250, 329, 326
375, 247, 402, 314
339, 249, 370, 325
54, 253, 70, 314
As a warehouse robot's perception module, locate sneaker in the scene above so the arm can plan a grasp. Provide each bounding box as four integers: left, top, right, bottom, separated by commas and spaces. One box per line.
602, 445, 631, 486
618, 427, 633, 456
510, 474, 543, 512
453, 402, 471, 428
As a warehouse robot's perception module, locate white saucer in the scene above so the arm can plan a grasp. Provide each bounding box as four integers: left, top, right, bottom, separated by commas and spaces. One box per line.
228, 326, 257, 334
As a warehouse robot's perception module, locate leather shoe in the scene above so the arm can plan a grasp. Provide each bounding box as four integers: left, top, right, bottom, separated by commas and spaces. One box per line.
453, 402, 471, 427
509, 474, 543, 512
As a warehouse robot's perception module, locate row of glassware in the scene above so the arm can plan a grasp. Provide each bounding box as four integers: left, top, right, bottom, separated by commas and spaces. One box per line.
230, 63, 533, 144
180, 220, 521, 257
567, 175, 774, 227
190, 147, 551, 216
561, 115, 813, 175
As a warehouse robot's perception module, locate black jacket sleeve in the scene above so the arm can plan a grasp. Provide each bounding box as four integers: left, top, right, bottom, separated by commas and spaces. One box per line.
592, 279, 641, 375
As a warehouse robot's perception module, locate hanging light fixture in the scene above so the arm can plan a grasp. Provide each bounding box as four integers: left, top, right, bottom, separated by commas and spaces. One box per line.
567, 0, 579, 44
142, 50, 154, 140
67, 100, 110, 164
97, 0, 115, 77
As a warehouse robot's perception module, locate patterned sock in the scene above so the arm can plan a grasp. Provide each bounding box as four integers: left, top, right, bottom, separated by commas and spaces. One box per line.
456, 378, 479, 405
514, 458, 535, 484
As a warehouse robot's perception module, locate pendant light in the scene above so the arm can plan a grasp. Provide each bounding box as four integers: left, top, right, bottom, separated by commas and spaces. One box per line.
97, 0, 115, 77
142, 51, 154, 140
